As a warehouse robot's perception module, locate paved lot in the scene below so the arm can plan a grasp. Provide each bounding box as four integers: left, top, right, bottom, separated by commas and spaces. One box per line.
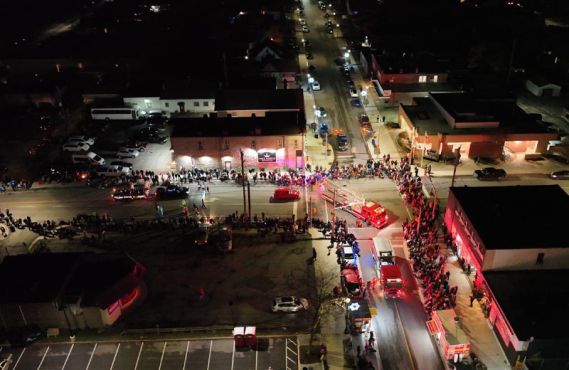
3, 337, 298, 370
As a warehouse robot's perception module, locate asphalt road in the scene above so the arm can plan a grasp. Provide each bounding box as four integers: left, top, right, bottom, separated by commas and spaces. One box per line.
300, 2, 369, 165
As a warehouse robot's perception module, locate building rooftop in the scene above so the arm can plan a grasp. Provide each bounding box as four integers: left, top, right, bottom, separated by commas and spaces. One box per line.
171, 111, 306, 137
161, 80, 219, 100
0, 253, 141, 308
376, 53, 452, 74
381, 82, 459, 94
450, 185, 569, 250
215, 89, 304, 111
485, 269, 569, 340
401, 95, 551, 135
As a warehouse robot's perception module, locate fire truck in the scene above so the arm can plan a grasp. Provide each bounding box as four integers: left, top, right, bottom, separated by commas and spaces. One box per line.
374, 237, 403, 298
320, 179, 388, 228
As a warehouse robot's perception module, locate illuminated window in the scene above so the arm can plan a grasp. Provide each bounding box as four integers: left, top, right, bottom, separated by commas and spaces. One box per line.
419, 75, 427, 83
433, 75, 438, 82
536, 253, 544, 265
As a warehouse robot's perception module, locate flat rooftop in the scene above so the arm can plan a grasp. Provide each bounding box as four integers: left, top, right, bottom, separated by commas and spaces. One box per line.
485, 269, 569, 340
215, 89, 304, 111
376, 53, 452, 74
381, 82, 459, 94
171, 111, 306, 137
401, 95, 550, 135
451, 185, 569, 250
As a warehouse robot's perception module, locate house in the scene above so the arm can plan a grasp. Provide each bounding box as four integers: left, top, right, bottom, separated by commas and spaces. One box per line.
0, 253, 146, 330
398, 92, 558, 161
444, 185, 569, 369
170, 111, 306, 170
247, 38, 300, 88
526, 76, 562, 97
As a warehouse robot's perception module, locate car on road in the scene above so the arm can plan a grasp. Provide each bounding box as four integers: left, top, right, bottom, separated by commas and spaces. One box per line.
359, 113, 370, 125
550, 170, 569, 180
67, 136, 95, 146
312, 80, 321, 91
270, 187, 301, 202
340, 245, 357, 265
192, 228, 209, 246
349, 88, 359, 98
154, 185, 189, 200
112, 187, 146, 201
62, 142, 90, 152
302, 25, 310, 33
473, 167, 507, 180
350, 98, 362, 107
336, 135, 349, 151
271, 296, 309, 313
315, 107, 327, 118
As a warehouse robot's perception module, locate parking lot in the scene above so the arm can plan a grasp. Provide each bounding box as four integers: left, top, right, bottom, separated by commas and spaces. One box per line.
2, 336, 298, 370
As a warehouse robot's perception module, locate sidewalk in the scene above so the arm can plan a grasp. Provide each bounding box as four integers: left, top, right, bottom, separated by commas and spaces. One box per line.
304, 88, 335, 170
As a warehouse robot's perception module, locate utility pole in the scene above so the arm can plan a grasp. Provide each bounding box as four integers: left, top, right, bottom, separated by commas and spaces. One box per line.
240, 150, 247, 217
247, 181, 251, 221
451, 146, 461, 188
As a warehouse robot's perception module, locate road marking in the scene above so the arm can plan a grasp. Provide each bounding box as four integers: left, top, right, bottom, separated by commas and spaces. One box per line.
182, 341, 189, 370
255, 343, 258, 370
85, 343, 97, 370
13, 348, 26, 369
158, 342, 167, 370
61, 343, 74, 370
109, 343, 120, 370
206, 340, 213, 370
37, 346, 49, 370
134, 342, 144, 370
230, 341, 235, 370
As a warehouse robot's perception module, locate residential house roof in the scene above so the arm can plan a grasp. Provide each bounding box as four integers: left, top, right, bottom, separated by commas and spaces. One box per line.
215, 89, 304, 111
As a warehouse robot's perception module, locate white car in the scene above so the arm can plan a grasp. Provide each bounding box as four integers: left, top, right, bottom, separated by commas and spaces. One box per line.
95, 166, 131, 177
62, 142, 90, 152
341, 245, 357, 265
302, 25, 310, 33
116, 148, 140, 159
67, 136, 95, 146
271, 296, 309, 312
349, 88, 358, 98
299, 18, 306, 25
72, 151, 105, 166
0, 354, 13, 370
312, 80, 321, 91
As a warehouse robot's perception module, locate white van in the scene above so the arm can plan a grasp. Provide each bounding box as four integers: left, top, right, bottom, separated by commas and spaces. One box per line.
95, 166, 130, 177
72, 152, 105, 165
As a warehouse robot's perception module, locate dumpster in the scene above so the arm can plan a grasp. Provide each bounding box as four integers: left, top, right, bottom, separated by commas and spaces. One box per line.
233, 326, 246, 348
245, 326, 257, 347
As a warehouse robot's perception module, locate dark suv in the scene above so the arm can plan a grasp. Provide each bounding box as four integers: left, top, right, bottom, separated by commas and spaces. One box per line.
473, 167, 506, 180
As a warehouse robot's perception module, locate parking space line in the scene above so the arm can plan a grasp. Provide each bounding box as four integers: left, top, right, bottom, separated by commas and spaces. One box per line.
255, 342, 258, 370
182, 341, 189, 370
13, 348, 25, 369
158, 342, 167, 370
134, 342, 144, 370
109, 343, 120, 370
62, 343, 74, 370
230, 341, 235, 370
206, 340, 213, 370
85, 343, 97, 370
37, 346, 49, 370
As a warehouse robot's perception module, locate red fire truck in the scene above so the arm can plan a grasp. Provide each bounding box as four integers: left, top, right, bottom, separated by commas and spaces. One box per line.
320, 180, 388, 228
381, 264, 403, 298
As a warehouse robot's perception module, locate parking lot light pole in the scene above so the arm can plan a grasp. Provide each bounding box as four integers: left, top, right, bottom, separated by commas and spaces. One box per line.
240, 150, 247, 217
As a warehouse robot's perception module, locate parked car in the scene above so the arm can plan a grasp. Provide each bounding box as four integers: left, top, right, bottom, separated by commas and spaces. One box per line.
315, 107, 327, 118
359, 114, 370, 125
0, 325, 42, 347
67, 136, 95, 146
72, 152, 105, 165
116, 148, 140, 159
271, 296, 309, 312
62, 142, 90, 152
299, 18, 306, 25
146, 135, 167, 144
270, 188, 301, 202
349, 88, 359, 98
302, 25, 310, 33
312, 80, 321, 91
473, 167, 507, 180
95, 166, 130, 177
340, 245, 357, 265
337, 135, 349, 151
550, 170, 569, 180
154, 185, 189, 200
110, 160, 133, 168
306, 52, 313, 59
350, 98, 362, 107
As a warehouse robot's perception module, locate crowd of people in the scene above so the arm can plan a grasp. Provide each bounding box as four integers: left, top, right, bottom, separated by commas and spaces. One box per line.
394, 157, 456, 316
